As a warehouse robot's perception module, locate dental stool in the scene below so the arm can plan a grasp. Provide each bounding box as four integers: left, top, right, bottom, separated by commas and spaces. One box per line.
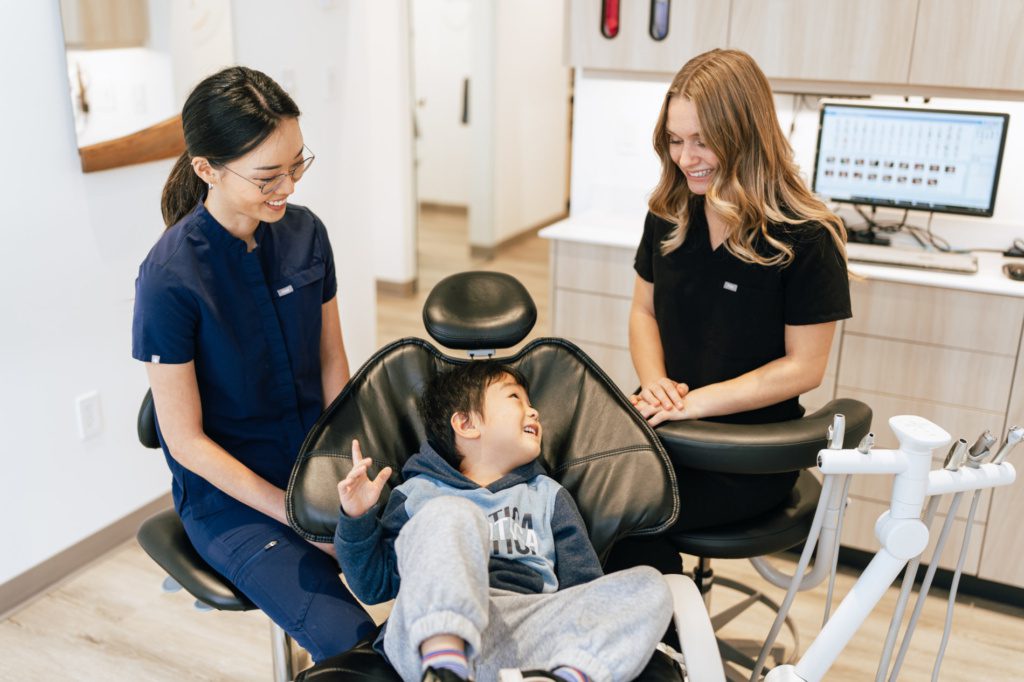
289, 271, 712, 682
135, 391, 298, 681
657, 401, 872, 677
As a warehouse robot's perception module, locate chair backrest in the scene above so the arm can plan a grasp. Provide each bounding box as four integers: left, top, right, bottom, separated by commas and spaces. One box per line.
286, 336, 679, 560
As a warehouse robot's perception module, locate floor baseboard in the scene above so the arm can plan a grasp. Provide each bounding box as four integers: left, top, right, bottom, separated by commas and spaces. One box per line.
376, 278, 417, 297
0, 492, 173, 620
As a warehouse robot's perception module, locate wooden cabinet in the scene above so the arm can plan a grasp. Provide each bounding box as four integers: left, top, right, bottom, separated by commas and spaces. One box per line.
565, 0, 1024, 98
909, 0, 1024, 92
550, 239, 638, 393
564, 0, 729, 74
822, 278, 1024, 575
546, 230, 1024, 587
729, 0, 917, 84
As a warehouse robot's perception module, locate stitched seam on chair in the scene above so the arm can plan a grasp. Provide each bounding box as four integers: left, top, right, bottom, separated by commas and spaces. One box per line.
548, 445, 654, 473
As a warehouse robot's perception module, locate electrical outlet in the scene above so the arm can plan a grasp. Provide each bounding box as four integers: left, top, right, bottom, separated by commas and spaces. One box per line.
76, 391, 102, 440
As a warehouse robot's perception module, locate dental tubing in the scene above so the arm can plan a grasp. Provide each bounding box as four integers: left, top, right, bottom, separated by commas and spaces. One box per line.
749, 414, 847, 681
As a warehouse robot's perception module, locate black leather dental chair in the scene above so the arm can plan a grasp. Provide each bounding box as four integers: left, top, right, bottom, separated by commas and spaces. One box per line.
289, 271, 691, 681
657, 400, 872, 678
136, 271, 700, 682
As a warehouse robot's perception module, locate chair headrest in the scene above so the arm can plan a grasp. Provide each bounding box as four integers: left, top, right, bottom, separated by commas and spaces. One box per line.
422, 271, 537, 350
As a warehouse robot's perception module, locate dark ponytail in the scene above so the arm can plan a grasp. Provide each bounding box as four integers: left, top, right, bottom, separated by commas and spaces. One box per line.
160, 66, 301, 228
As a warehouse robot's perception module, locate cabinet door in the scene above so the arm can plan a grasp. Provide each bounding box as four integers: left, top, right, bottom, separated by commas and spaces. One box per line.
564, 0, 729, 72
979, 484, 1024, 587
728, 0, 917, 83
909, 0, 1024, 91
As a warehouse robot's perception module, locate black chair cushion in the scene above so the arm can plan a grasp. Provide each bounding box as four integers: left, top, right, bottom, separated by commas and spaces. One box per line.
655, 398, 872, 474
422, 271, 537, 350
138, 389, 160, 449
287, 336, 678, 562
136, 508, 255, 611
666, 470, 823, 558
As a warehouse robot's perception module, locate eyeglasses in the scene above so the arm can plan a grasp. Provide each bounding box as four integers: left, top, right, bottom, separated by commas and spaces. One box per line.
219, 145, 315, 195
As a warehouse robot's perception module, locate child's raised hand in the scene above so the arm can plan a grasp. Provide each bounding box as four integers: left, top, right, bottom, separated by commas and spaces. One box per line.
337, 439, 393, 518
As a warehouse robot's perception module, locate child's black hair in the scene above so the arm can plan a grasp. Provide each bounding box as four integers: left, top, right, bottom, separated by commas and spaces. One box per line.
419, 361, 531, 470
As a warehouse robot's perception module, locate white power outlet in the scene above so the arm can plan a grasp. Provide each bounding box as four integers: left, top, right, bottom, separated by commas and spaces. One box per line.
75, 391, 102, 440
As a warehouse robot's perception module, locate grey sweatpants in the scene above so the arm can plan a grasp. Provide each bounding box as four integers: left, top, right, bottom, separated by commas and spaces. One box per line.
383, 496, 673, 682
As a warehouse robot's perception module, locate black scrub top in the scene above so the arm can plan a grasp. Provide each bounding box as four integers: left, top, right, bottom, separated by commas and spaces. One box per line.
634, 200, 851, 425
132, 202, 338, 519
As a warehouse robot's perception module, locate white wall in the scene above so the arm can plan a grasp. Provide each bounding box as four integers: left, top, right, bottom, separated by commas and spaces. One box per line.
230, 1, 390, 363
570, 69, 1024, 252
412, 0, 473, 207
0, 1, 174, 584
470, 0, 571, 249
491, 0, 570, 245
0, 0, 384, 589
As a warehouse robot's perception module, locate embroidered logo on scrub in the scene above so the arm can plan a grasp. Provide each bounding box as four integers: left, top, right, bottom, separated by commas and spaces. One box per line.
488, 505, 539, 556
723, 281, 739, 292
277, 285, 295, 297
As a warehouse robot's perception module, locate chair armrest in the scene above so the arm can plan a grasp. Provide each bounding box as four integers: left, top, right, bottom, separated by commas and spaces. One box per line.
663, 574, 726, 682
654, 398, 872, 474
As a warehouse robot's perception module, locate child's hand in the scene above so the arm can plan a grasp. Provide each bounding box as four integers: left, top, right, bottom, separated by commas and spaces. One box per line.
337, 439, 393, 518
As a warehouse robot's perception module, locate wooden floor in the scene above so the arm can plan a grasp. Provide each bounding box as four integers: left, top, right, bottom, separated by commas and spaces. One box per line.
3, 207, 1023, 681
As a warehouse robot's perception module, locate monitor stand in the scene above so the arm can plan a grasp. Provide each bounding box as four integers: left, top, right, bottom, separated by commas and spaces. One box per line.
846, 225, 891, 246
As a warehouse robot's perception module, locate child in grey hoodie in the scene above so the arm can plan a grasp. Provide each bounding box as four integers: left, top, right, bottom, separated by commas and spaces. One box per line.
334, 361, 672, 682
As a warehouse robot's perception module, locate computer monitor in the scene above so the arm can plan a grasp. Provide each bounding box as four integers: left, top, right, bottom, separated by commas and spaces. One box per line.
811, 102, 1009, 217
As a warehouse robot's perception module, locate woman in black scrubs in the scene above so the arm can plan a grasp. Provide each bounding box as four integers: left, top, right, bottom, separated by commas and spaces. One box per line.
609, 49, 850, 571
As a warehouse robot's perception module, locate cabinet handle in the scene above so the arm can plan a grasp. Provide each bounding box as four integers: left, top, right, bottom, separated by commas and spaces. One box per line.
650, 0, 670, 41
601, 0, 620, 39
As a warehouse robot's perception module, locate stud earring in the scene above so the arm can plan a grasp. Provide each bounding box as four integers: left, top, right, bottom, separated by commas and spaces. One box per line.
208, 182, 213, 190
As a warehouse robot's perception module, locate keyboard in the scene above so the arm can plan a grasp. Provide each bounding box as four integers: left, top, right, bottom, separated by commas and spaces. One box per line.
846, 243, 978, 274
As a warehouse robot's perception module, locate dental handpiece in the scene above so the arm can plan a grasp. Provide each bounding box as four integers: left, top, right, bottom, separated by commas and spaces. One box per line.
943, 438, 968, 470
828, 413, 846, 449
966, 429, 996, 467
856, 432, 874, 454
992, 425, 1024, 464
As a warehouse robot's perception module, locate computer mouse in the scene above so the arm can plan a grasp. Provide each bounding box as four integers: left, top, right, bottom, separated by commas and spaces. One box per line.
1003, 263, 1024, 281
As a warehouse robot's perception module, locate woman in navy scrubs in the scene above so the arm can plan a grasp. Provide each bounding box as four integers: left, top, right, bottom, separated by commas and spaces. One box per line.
608, 49, 850, 572
132, 66, 374, 661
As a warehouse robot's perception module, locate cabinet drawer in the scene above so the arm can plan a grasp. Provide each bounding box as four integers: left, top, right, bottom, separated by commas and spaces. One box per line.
838, 335, 1014, 413
841, 498, 983, 574
554, 289, 631, 349
554, 240, 636, 299
573, 341, 637, 396
837, 388, 1005, 453
847, 279, 1023, 355
978, 484, 1024, 587
846, 471, 992, 523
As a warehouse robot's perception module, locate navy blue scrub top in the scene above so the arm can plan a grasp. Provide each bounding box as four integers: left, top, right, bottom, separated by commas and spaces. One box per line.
634, 201, 851, 425
132, 202, 338, 519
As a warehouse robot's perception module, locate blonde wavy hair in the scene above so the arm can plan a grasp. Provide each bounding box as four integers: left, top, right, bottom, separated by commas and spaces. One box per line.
649, 49, 846, 267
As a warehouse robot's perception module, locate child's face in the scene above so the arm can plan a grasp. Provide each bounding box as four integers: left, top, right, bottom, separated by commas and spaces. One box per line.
477, 375, 542, 469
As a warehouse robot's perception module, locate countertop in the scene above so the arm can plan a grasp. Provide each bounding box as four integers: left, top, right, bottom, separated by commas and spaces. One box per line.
540, 212, 1024, 298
